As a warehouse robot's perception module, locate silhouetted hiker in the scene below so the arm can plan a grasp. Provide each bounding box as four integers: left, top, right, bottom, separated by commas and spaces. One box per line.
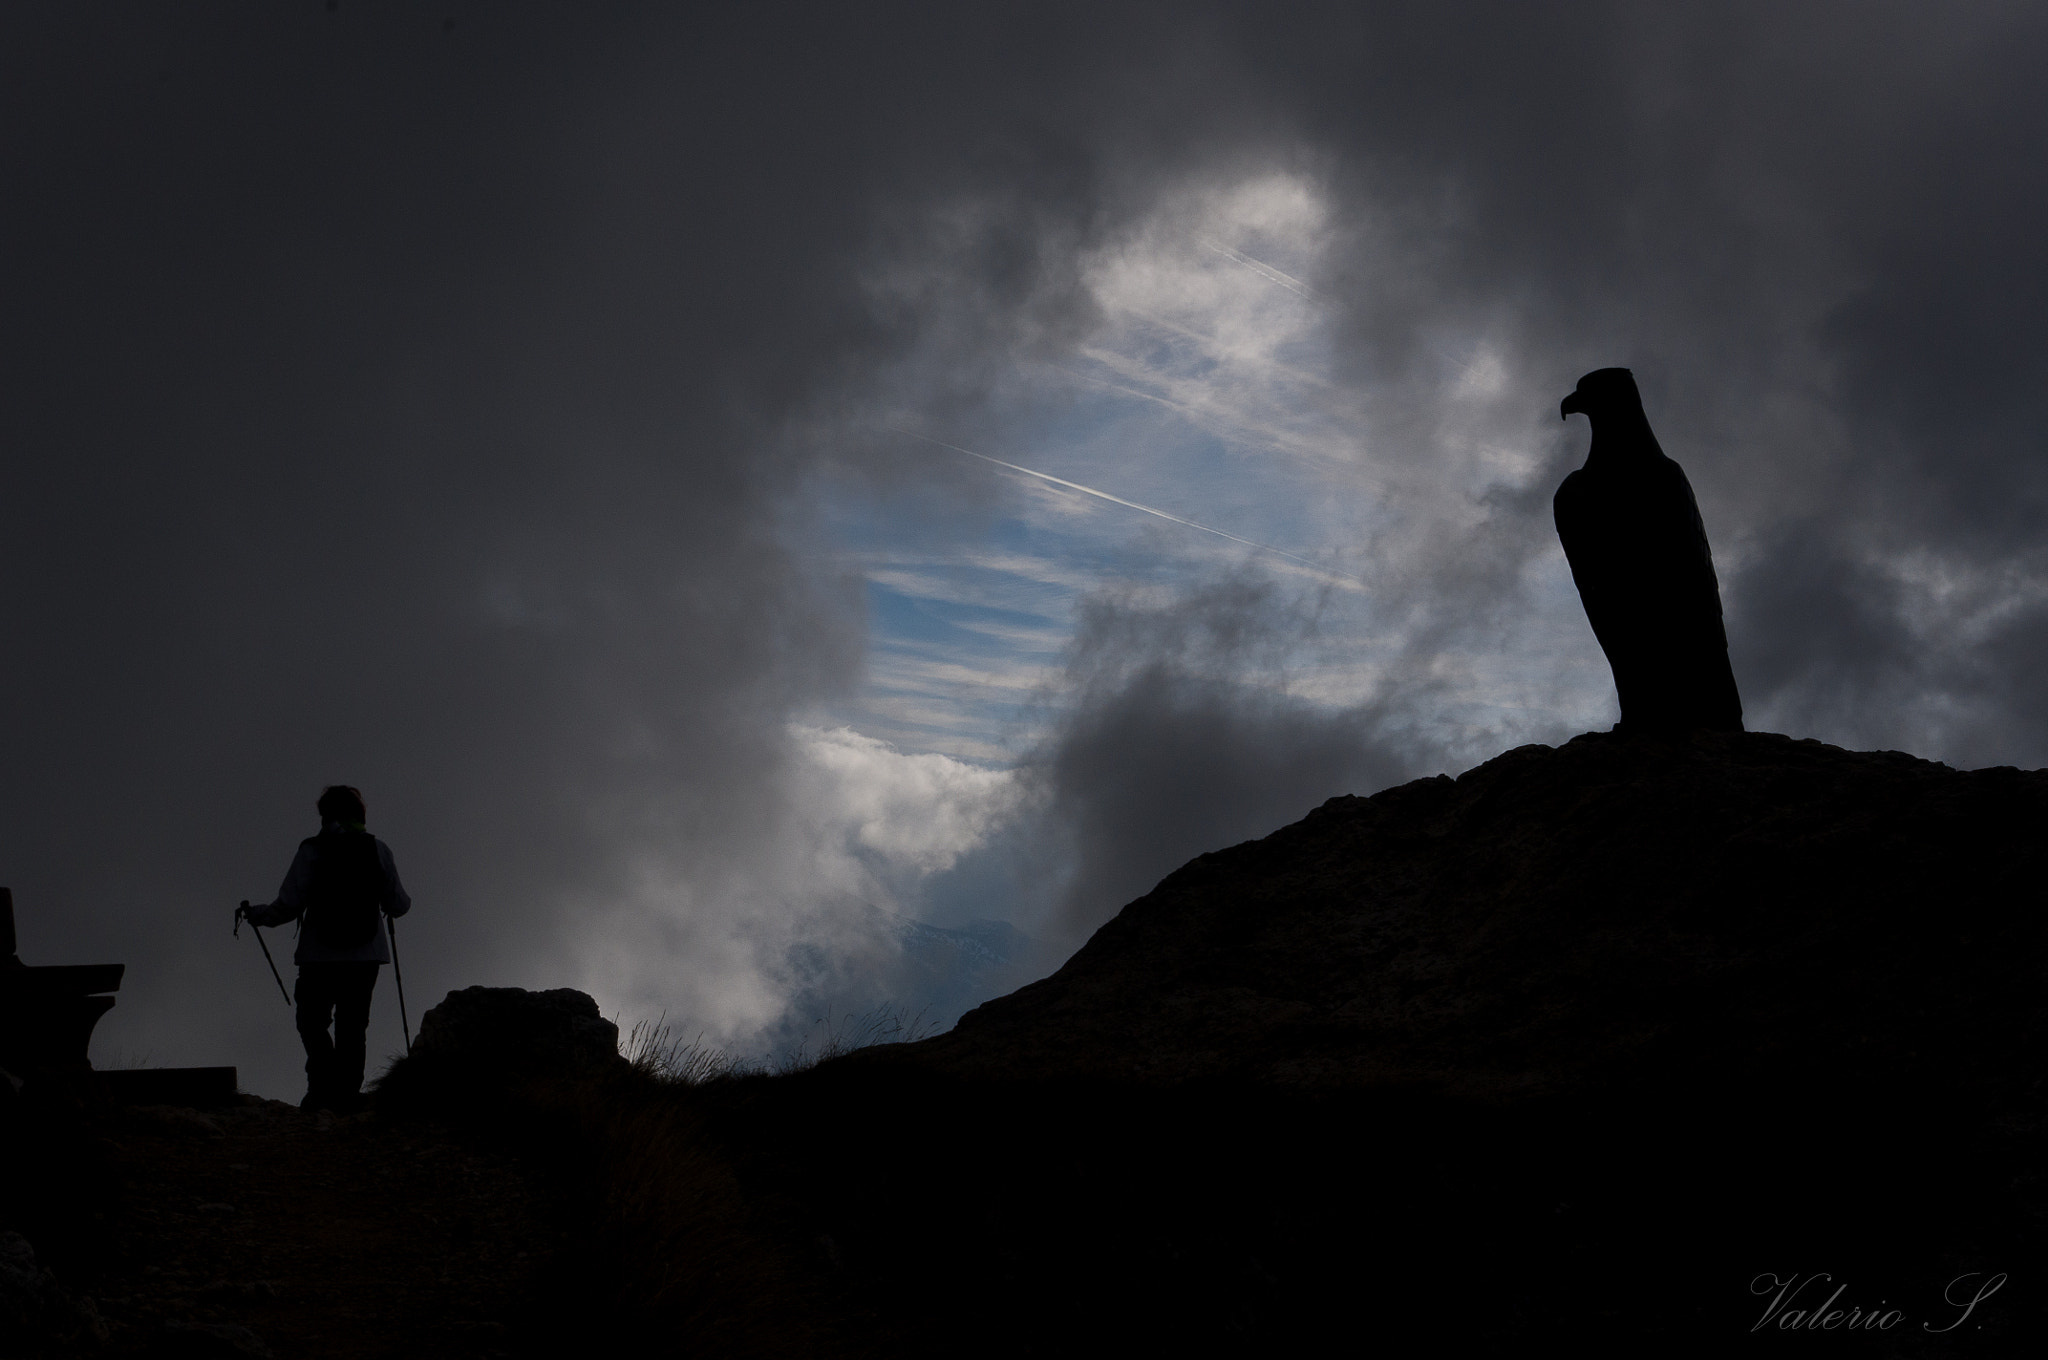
1556, 368, 1744, 733
237, 785, 411, 1113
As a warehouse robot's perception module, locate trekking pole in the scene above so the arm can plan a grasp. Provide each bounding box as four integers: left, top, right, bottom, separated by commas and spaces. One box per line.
386, 913, 413, 1056
235, 901, 292, 1008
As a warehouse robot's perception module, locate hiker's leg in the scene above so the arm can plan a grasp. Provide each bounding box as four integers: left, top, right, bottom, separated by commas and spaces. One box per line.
331, 962, 380, 1107
293, 965, 339, 1109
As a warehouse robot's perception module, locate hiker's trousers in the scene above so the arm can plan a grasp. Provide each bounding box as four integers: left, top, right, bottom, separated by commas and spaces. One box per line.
295, 961, 381, 1109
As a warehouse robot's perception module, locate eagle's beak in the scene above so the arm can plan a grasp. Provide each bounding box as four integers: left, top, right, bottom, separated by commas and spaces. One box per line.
1560, 390, 1585, 420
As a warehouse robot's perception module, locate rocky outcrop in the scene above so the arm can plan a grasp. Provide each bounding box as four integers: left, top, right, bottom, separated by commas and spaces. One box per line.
900, 729, 2048, 1106
411, 986, 627, 1083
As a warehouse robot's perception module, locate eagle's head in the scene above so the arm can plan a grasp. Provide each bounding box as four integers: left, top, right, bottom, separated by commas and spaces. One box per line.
1559, 367, 1642, 420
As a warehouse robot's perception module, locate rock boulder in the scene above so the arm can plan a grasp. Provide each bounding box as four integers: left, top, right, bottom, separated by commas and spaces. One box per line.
411, 986, 625, 1082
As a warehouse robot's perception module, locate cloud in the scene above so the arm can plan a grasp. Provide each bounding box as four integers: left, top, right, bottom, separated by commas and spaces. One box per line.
3, 3, 2048, 1093
560, 725, 1020, 1046
791, 726, 1019, 879
840, 2, 2048, 953
1016, 575, 1421, 940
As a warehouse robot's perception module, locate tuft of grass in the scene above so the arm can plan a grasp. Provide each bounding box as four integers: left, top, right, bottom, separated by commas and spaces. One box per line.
621, 1006, 936, 1087
623, 1016, 750, 1087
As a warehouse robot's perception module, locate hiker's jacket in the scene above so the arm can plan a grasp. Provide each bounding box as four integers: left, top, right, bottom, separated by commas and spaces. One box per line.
245, 824, 412, 964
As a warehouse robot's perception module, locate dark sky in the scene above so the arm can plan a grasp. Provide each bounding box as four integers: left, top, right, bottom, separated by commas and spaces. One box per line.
6, 2, 2046, 1096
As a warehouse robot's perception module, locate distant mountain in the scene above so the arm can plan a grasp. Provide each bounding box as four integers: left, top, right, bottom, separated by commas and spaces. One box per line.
888, 914, 1038, 1016
773, 907, 1045, 1053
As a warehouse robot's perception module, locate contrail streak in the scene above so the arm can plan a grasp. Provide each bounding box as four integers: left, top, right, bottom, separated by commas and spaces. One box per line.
889, 428, 1363, 587
1194, 236, 1319, 299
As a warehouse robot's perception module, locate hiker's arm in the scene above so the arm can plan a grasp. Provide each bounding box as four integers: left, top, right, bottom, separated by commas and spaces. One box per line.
246, 844, 315, 927
241, 897, 296, 927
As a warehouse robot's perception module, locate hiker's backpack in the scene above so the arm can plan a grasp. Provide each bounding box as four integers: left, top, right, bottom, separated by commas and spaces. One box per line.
302, 829, 385, 949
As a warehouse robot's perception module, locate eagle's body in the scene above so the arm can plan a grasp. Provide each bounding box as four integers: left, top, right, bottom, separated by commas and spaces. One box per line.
1554, 368, 1743, 733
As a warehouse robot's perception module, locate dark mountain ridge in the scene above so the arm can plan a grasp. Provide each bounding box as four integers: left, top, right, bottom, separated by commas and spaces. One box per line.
784, 728, 2045, 1351
893, 728, 2047, 1108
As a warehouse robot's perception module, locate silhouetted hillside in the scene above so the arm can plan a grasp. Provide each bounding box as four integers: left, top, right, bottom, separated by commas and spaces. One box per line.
16, 730, 2041, 1355
386, 731, 2045, 1353
786, 730, 2047, 1352
895, 729, 2048, 1104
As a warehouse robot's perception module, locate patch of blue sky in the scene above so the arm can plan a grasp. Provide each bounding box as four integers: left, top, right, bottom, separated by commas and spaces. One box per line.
816, 169, 1586, 770
830, 471, 1359, 761
1037, 396, 1372, 578
824, 452, 1376, 766
853, 571, 1065, 759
